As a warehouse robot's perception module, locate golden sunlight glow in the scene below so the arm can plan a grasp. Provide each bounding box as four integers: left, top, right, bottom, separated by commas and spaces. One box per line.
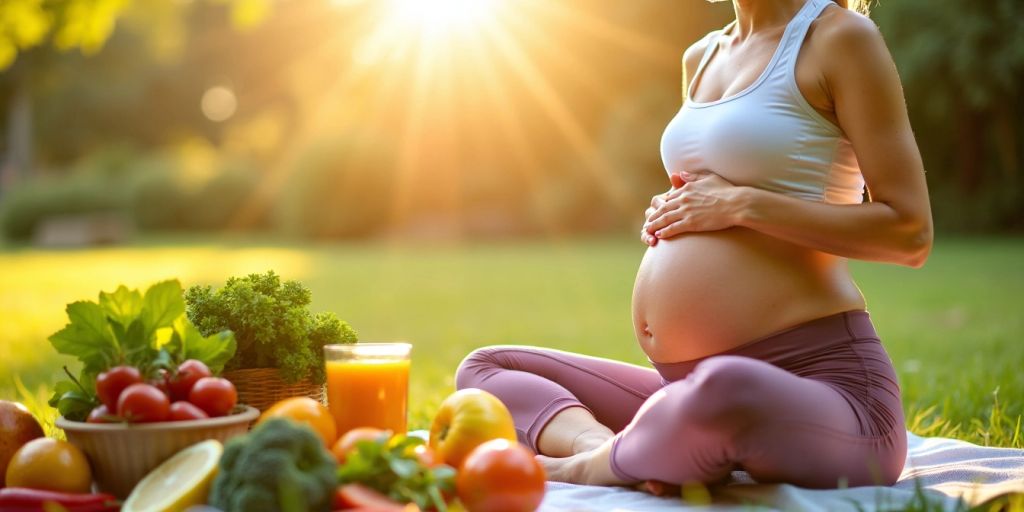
234, 0, 654, 232
387, 0, 500, 36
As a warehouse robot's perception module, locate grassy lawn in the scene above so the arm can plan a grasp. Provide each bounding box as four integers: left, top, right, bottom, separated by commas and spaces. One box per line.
1, 234, 1021, 447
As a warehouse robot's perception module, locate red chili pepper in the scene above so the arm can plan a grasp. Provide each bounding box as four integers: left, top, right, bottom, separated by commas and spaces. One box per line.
0, 488, 120, 512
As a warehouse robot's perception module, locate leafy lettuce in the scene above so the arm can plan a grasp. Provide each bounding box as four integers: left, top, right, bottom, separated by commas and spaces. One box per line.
48, 279, 236, 421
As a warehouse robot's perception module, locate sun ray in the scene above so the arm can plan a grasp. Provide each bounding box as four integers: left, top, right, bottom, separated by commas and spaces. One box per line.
482, 25, 636, 215
528, 0, 680, 61
460, 29, 563, 237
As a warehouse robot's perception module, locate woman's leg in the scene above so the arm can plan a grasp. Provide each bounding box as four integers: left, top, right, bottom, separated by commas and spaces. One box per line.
455, 345, 665, 457
543, 355, 905, 489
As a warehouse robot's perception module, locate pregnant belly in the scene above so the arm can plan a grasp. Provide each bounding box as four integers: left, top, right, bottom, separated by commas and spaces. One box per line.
631, 228, 866, 363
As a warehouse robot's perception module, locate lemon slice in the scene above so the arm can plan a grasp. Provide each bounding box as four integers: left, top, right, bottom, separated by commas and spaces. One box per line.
123, 440, 223, 512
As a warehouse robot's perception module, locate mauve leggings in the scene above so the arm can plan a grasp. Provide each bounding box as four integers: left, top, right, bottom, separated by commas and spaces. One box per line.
455, 310, 907, 488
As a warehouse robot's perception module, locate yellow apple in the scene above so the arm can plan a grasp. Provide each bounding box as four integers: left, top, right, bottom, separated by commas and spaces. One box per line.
429, 388, 517, 469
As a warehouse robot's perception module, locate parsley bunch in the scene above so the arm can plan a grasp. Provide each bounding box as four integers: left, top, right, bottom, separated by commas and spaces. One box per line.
185, 271, 357, 384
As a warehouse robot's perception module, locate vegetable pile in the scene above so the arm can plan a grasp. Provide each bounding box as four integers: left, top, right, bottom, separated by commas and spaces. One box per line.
22, 274, 550, 512
185, 271, 357, 384
48, 279, 237, 422
209, 418, 339, 512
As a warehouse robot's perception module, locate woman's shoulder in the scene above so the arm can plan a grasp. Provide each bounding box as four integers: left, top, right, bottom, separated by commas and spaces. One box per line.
806, 6, 895, 84
808, 6, 888, 62
682, 29, 721, 84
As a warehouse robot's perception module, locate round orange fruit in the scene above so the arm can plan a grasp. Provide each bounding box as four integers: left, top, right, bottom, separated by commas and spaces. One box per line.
5, 438, 92, 493
258, 397, 338, 447
429, 388, 516, 469
0, 401, 44, 487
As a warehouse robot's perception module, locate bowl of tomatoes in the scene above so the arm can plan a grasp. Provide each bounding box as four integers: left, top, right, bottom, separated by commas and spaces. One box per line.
56, 360, 259, 498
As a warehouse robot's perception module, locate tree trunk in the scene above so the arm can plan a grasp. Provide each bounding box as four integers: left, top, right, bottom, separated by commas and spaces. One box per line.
0, 66, 33, 197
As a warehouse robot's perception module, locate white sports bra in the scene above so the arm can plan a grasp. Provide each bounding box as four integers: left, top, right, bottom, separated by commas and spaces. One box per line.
660, 0, 865, 204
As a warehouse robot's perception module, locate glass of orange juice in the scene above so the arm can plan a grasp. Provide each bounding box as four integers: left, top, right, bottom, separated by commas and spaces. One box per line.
324, 342, 412, 436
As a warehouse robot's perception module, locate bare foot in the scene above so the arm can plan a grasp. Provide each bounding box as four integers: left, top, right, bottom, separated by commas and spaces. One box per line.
640, 480, 682, 497
536, 439, 629, 486
571, 429, 613, 454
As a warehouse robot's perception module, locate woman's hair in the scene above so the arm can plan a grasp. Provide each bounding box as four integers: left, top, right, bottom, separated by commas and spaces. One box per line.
834, 0, 871, 15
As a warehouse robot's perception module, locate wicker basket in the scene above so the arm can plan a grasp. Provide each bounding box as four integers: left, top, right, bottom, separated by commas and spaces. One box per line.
223, 368, 325, 412
58, 406, 259, 499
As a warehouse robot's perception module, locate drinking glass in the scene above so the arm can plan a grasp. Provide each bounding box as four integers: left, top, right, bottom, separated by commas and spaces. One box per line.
324, 342, 412, 436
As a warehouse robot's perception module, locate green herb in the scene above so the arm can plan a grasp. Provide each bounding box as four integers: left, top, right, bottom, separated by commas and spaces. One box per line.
185, 271, 357, 384
338, 434, 457, 511
47, 279, 236, 421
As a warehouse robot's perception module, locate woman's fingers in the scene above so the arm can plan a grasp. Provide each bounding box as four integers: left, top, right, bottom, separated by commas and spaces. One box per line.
653, 218, 691, 239
639, 229, 658, 246
646, 208, 688, 234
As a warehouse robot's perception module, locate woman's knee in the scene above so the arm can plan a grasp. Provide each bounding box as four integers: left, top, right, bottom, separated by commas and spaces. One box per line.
684, 356, 772, 427
454, 345, 517, 390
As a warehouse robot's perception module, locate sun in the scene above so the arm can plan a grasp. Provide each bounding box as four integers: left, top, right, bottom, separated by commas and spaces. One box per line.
386, 0, 501, 37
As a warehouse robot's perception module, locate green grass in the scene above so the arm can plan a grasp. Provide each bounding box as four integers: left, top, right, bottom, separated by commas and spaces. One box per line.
1, 234, 1021, 449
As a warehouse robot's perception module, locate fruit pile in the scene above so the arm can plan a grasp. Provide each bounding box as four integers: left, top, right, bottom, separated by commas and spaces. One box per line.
87, 360, 238, 424
1, 400, 118, 511
237, 388, 547, 512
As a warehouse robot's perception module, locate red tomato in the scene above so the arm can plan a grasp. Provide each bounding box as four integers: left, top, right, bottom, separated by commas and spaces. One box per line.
457, 439, 546, 512
86, 404, 113, 423
117, 383, 170, 423
169, 359, 212, 401
188, 377, 237, 417
333, 484, 410, 511
331, 427, 390, 464
169, 401, 210, 421
150, 369, 171, 396
96, 366, 142, 410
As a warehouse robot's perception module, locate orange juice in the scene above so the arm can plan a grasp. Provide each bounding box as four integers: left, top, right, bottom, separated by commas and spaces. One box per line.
326, 357, 410, 435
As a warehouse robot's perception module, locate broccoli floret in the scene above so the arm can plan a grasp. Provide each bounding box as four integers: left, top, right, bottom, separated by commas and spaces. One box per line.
210, 418, 338, 512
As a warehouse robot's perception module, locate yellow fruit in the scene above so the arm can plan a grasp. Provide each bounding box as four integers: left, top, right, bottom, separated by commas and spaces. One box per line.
5, 438, 91, 493
257, 397, 338, 447
429, 388, 517, 469
0, 400, 45, 487
122, 440, 223, 512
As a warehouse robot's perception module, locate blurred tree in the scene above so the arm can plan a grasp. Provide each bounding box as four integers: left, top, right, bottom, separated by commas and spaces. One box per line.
0, 0, 132, 188
874, 0, 1024, 229
0, 0, 269, 193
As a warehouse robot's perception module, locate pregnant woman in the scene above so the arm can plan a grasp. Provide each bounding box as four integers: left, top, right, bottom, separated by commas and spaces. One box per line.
456, 0, 932, 490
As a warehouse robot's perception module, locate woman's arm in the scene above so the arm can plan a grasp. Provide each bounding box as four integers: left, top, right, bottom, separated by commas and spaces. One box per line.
646, 13, 933, 268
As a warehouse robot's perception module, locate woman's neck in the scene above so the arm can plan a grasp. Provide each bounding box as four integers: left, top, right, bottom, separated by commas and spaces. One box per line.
731, 0, 808, 39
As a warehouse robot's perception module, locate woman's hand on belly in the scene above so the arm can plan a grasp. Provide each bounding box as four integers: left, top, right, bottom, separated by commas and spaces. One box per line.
641, 175, 686, 246
644, 170, 746, 240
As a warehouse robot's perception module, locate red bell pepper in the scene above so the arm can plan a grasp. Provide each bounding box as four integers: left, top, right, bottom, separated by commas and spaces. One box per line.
0, 488, 120, 512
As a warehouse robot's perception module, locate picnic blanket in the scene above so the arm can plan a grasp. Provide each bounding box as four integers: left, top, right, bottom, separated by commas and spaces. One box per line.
536, 432, 1024, 511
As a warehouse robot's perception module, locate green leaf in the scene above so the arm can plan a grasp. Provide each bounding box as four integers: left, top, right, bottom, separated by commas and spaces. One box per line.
141, 279, 186, 335
389, 458, 419, 479
173, 316, 237, 374
49, 301, 118, 368
48, 377, 98, 422
119, 318, 151, 359
336, 434, 456, 510
99, 285, 143, 328
54, 390, 98, 421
